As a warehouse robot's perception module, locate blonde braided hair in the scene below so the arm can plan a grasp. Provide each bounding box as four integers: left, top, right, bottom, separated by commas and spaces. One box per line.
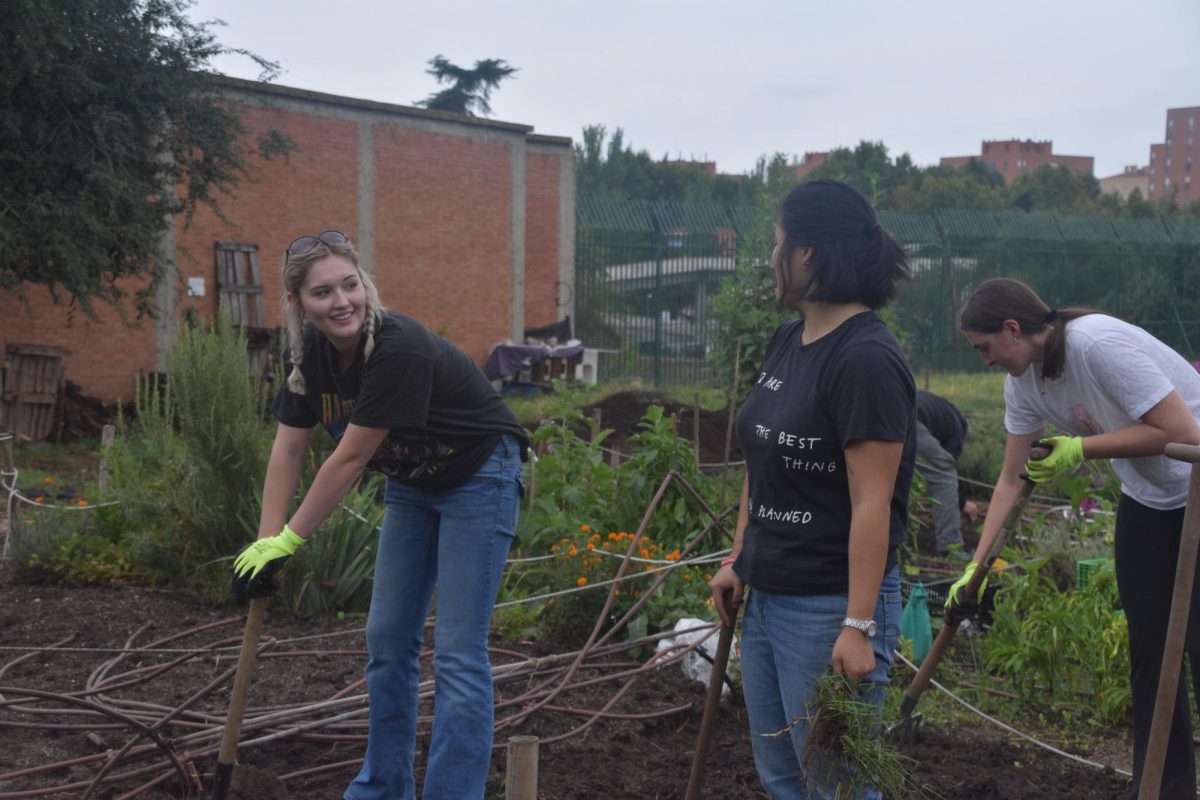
280, 234, 385, 395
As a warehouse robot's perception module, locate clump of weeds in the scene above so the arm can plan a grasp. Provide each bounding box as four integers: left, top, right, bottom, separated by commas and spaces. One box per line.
766, 671, 933, 799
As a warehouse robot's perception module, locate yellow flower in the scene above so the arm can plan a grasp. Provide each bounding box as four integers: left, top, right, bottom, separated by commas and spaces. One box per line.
614, 589, 621, 596
577, 577, 588, 586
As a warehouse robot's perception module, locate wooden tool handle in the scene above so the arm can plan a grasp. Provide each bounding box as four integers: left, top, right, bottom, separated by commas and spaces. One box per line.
212, 597, 268, 799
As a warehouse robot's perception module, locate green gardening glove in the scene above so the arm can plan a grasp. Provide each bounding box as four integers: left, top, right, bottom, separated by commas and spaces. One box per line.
1025, 435, 1085, 484
944, 561, 987, 624
232, 525, 306, 602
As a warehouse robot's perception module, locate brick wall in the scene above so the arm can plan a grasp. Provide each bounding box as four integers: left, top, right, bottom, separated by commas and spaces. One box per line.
0, 79, 574, 405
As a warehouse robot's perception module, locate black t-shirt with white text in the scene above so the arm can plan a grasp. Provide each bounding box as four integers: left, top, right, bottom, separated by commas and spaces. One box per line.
272, 312, 530, 492
733, 312, 915, 595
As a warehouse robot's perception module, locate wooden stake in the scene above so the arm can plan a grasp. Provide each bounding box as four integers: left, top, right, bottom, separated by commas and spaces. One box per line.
98, 425, 114, 495
0, 432, 13, 560
720, 342, 742, 508
505, 735, 539, 800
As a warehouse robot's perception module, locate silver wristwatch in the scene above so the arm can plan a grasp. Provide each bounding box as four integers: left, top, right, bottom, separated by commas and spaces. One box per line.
841, 616, 877, 638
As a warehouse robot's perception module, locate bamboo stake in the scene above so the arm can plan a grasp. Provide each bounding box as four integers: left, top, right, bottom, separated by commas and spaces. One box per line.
692, 393, 701, 469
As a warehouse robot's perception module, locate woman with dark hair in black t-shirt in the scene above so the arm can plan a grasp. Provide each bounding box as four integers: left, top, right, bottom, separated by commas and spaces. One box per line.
229, 231, 529, 800
709, 181, 915, 799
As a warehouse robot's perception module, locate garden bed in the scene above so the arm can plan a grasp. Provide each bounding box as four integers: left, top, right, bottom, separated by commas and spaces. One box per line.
0, 576, 1136, 799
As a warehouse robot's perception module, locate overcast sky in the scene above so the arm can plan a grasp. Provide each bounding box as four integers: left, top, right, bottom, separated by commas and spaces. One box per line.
190, 0, 1199, 180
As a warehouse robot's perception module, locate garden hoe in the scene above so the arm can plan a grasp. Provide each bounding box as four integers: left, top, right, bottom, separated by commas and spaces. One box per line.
1137, 442, 1200, 800
685, 614, 739, 800
211, 597, 268, 800
887, 453, 1044, 745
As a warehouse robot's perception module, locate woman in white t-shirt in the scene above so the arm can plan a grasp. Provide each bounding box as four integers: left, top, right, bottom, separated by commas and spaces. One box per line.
952, 277, 1200, 798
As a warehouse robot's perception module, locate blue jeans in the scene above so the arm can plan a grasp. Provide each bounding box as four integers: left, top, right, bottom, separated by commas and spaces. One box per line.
345, 436, 522, 800
740, 567, 901, 800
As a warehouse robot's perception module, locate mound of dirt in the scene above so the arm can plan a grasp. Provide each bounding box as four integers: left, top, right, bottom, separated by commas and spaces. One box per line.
580, 390, 742, 465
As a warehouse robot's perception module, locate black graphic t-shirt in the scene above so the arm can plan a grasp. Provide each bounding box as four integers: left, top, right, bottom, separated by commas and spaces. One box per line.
272, 312, 530, 492
733, 312, 915, 595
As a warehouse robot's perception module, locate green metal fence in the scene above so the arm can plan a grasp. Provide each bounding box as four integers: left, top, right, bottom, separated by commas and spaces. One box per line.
576, 199, 1200, 386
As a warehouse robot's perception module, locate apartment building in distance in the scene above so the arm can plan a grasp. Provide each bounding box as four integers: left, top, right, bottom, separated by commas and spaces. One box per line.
1099, 165, 1151, 199
940, 139, 1093, 184
1148, 106, 1199, 204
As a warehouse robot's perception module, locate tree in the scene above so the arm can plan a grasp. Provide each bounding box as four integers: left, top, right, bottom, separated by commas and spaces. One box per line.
804, 141, 916, 208
416, 55, 517, 117
0, 0, 293, 314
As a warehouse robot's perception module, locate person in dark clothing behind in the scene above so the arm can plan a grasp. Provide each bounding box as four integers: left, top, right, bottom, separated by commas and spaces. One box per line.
914, 389, 978, 558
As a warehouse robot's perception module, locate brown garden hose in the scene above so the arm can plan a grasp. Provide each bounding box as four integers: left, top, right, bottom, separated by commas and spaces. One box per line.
1138, 443, 1200, 800
685, 618, 737, 800
211, 597, 268, 800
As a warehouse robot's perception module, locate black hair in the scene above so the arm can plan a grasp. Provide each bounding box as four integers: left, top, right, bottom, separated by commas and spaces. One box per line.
775, 179, 909, 310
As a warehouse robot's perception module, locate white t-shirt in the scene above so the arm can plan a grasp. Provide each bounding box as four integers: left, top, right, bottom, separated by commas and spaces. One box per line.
1004, 314, 1200, 510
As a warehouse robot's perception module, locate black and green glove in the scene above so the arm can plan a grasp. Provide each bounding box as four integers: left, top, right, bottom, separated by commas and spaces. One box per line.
944, 561, 987, 624
1025, 435, 1085, 484
232, 525, 305, 602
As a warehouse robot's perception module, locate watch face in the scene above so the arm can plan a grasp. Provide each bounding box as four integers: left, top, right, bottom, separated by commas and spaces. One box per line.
865, 620, 878, 637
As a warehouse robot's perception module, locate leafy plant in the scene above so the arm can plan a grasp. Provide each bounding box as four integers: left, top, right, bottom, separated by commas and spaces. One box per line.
277, 475, 384, 618
104, 314, 274, 594
984, 558, 1130, 725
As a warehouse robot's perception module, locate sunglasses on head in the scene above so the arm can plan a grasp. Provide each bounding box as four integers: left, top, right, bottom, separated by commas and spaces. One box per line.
287, 230, 349, 256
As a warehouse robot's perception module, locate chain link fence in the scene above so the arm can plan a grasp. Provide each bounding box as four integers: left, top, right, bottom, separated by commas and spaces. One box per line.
576, 199, 1200, 386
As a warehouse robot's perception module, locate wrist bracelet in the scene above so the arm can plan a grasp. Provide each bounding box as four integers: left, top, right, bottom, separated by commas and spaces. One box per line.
720, 554, 737, 568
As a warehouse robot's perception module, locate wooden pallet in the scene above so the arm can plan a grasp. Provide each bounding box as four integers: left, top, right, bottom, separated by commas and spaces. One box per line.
1, 344, 70, 443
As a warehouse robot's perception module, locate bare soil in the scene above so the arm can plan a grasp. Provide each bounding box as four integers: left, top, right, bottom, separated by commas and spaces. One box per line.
0, 575, 1134, 799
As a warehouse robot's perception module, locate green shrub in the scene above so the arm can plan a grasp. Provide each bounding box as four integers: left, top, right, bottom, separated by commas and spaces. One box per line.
984, 558, 1130, 725
513, 403, 726, 641
104, 315, 273, 594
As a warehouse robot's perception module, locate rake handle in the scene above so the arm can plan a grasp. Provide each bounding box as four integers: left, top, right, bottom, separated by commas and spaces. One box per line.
1138, 450, 1200, 800
212, 597, 268, 800
685, 619, 737, 800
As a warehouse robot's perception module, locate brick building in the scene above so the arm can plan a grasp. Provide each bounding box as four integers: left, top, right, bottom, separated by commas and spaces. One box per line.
1148, 106, 1199, 204
0, 77, 575, 405
790, 152, 830, 181
940, 140, 1093, 184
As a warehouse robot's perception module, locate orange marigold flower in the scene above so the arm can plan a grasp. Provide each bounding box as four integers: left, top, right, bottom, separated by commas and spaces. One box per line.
580, 524, 590, 532
608, 532, 618, 540
577, 577, 588, 586
586, 543, 595, 551
34, 496, 44, 503
42, 477, 53, 485
704, 573, 712, 581
551, 544, 560, 552
614, 589, 621, 596
640, 549, 650, 558
568, 547, 578, 557
590, 533, 600, 541
77, 500, 88, 507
